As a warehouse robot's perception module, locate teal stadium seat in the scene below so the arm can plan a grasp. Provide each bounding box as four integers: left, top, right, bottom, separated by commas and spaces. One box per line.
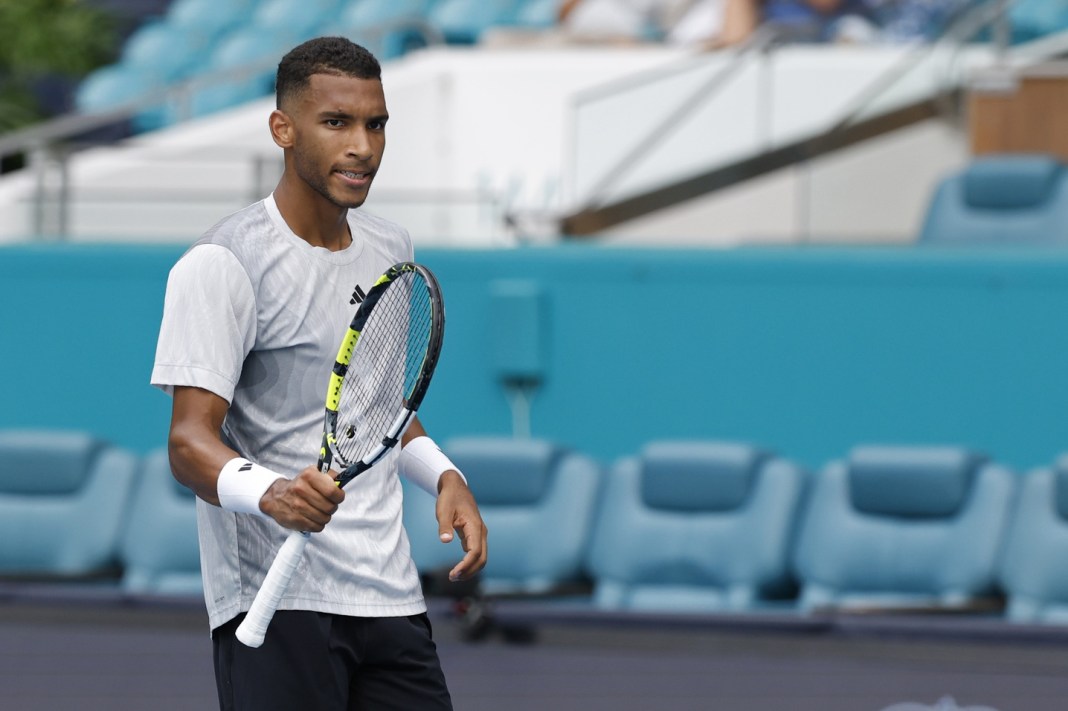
120, 21, 212, 83
1009, 0, 1068, 44
75, 63, 168, 131
253, 0, 347, 37
166, 0, 259, 40
186, 26, 304, 118
792, 446, 1016, 612
120, 448, 202, 597
332, 0, 439, 59
427, 0, 524, 44
919, 154, 1068, 245
402, 437, 602, 595
0, 430, 138, 578
514, 0, 561, 29
585, 441, 806, 613
340, 0, 435, 26
997, 455, 1068, 624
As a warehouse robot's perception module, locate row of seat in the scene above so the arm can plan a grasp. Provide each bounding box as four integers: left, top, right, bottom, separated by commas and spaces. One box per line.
405, 437, 1068, 624
0, 430, 199, 596
76, 0, 558, 131
4, 428, 1068, 624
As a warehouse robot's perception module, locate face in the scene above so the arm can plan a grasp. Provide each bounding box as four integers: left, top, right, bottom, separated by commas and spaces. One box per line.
274, 73, 388, 210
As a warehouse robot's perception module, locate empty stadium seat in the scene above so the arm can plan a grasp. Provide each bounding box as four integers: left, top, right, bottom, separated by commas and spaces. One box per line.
918, 154, 1068, 245
998, 455, 1068, 623
585, 440, 806, 613
1010, 0, 1068, 44
339, 0, 435, 27
166, 0, 258, 40
75, 63, 167, 131
119, 448, 202, 597
402, 436, 602, 595
514, 0, 560, 29
253, 0, 347, 36
792, 445, 1016, 612
0, 430, 138, 578
329, 0, 442, 58
185, 27, 303, 118
120, 21, 212, 83
427, 0, 524, 44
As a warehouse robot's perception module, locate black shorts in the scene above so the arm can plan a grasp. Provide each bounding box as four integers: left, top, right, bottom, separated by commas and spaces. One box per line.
213, 611, 453, 711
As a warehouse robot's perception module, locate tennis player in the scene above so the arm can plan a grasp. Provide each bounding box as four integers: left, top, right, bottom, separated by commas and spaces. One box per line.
151, 36, 487, 710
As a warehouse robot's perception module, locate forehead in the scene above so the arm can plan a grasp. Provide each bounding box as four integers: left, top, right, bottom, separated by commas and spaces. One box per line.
295, 73, 387, 115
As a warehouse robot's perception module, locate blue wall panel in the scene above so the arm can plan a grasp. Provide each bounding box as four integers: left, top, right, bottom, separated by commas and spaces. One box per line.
2, 243, 1067, 472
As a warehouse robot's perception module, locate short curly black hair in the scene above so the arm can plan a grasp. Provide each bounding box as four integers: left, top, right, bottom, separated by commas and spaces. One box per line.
275, 36, 381, 109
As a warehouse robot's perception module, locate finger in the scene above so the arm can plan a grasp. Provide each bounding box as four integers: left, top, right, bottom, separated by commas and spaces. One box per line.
449, 548, 481, 582
449, 521, 486, 581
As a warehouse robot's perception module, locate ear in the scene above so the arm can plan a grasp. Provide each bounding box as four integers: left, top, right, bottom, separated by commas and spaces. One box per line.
269, 109, 294, 149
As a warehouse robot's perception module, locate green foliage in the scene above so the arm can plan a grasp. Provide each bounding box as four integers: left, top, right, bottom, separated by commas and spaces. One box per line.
0, 0, 118, 131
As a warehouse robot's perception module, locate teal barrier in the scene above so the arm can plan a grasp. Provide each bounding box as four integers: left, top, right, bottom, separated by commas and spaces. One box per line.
2, 243, 1067, 472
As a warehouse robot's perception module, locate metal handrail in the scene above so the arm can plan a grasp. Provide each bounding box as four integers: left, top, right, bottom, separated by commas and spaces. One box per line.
561, 0, 1068, 235
578, 24, 784, 208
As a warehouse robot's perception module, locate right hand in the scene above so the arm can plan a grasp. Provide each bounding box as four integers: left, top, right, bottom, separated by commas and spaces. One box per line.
259, 466, 345, 532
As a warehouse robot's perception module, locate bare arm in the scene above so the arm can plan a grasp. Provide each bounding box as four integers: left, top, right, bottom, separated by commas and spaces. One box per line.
558, 0, 582, 22
403, 416, 488, 581
168, 385, 344, 532
718, 0, 762, 47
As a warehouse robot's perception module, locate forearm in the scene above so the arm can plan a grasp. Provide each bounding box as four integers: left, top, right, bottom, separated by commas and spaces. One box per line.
168, 420, 239, 506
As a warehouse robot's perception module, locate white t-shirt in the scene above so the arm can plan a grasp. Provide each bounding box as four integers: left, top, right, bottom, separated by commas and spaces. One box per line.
151, 194, 426, 631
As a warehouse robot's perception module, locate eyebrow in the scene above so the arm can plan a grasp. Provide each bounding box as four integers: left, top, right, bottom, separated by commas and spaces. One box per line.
318, 110, 389, 123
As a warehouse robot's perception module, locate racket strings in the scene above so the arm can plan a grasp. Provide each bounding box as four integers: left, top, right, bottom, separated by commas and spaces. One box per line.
332, 273, 434, 466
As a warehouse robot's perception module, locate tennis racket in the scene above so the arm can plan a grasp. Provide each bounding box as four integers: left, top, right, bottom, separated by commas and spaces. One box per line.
235, 261, 445, 648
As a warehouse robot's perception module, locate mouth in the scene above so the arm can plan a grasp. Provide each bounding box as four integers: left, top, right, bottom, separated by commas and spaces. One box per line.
336, 169, 373, 186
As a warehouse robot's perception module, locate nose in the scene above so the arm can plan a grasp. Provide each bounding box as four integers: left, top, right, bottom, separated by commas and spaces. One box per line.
346, 128, 374, 161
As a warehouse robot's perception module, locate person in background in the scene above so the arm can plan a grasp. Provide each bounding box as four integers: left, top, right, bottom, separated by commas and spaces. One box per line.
666, 0, 763, 49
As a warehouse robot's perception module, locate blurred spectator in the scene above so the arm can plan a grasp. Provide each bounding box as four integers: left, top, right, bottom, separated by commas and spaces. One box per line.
870, 0, 976, 43
761, 0, 881, 43
666, 0, 763, 49
760, 0, 978, 44
556, 0, 762, 46
556, 0, 682, 42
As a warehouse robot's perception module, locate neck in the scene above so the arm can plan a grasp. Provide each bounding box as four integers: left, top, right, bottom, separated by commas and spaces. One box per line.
272, 179, 352, 252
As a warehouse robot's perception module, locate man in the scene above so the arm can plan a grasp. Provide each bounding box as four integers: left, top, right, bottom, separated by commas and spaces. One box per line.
151, 36, 487, 710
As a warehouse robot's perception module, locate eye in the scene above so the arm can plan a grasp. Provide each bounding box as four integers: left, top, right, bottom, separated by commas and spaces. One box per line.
326, 118, 345, 128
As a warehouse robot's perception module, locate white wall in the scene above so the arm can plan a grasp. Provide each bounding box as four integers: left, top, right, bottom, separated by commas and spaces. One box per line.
598, 118, 970, 246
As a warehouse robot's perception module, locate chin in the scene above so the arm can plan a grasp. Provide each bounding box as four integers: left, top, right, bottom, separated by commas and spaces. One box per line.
331, 192, 369, 210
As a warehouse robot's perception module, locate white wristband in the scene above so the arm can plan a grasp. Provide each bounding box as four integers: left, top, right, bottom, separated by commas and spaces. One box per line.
217, 457, 284, 517
399, 436, 466, 496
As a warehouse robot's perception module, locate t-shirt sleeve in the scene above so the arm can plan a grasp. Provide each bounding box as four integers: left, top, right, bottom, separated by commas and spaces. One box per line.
150, 244, 257, 403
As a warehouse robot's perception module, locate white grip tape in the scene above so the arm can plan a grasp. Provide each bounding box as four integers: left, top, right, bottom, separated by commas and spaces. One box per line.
217, 458, 284, 517
235, 530, 310, 648
399, 436, 466, 496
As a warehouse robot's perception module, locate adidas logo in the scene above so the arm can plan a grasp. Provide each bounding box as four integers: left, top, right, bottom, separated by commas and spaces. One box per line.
349, 284, 366, 305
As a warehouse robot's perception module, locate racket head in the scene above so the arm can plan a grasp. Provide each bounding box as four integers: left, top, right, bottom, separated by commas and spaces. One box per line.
321, 262, 444, 485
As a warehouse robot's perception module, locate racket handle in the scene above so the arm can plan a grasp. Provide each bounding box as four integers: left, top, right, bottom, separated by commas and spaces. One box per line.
235, 530, 310, 648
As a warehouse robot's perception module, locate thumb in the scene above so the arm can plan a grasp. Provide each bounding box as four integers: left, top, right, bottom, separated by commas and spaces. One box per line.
438, 515, 454, 543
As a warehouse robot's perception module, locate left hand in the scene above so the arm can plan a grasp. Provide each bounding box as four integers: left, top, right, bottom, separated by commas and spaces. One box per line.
435, 470, 488, 581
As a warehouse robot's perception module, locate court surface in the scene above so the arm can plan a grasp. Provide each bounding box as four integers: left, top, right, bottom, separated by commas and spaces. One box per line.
2, 592, 1068, 711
